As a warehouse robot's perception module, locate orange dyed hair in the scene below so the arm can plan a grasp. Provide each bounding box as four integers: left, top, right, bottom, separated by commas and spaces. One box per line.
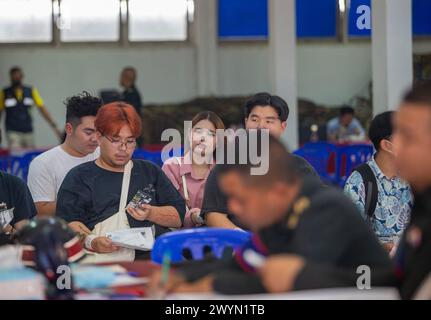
95, 102, 142, 138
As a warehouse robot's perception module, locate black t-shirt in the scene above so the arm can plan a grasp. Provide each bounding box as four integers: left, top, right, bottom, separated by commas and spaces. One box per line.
200, 154, 320, 229
0, 170, 36, 226
56, 160, 185, 236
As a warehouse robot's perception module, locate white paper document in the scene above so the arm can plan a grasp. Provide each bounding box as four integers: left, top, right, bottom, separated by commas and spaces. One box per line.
0, 208, 14, 231
106, 227, 154, 251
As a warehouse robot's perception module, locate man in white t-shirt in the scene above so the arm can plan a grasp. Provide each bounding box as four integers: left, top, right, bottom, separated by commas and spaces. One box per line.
28, 92, 102, 216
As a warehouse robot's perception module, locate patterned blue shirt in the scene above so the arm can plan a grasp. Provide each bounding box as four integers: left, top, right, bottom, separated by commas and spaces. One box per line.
344, 156, 413, 243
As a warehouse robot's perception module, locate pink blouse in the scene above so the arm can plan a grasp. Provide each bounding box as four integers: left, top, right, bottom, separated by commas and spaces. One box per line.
162, 153, 214, 228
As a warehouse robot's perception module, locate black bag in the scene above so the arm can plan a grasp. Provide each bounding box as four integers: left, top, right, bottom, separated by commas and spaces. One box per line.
353, 163, 378, 220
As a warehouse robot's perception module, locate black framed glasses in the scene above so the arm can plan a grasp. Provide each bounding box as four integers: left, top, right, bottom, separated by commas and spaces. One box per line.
103, 135, 137, 149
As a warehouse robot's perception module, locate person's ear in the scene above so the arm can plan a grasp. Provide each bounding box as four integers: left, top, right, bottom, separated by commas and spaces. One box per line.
65, 123, 73, 136
281, 121, 287, 132
380, 139, 394, 154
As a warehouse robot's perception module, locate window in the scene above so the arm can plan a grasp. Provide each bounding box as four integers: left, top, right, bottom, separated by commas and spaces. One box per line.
413, 0, 431, 36
218, 0, 268, 40
0, 0, 52, 43
218, 0, 338, 40
128, 0, 189, 42
296, 0, 338, 38
59, 0, 120, 42
348, 0, 431, 38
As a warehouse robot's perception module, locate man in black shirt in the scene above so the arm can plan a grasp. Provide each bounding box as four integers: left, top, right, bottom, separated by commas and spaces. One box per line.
256, 82, 431, 299
120, 67, 143, 146
120, 67, 143, 116
56, 102, 185, 257
0, 129, 36, 245
202, 92, 318, 229
148, 133, 390, 295
388, 82, 431, 299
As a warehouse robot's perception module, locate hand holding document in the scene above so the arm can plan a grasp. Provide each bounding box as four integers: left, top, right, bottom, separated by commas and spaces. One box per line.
0, 204, 14, 232
106, 227, 155, 251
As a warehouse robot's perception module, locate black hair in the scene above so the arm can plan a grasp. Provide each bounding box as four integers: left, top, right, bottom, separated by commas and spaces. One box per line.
122, 66, 137, 81
339, 105, 355, 116
244, 92, 289, 122
64, 92, 102, 127
217, 130, 300, 186
122, 66, 136, 73
403, 81, 431, 108
369, 111, 394, 152
9, 66, 22, 75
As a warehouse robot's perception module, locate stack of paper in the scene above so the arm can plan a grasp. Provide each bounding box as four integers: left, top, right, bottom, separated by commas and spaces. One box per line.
106, 227, 154, 251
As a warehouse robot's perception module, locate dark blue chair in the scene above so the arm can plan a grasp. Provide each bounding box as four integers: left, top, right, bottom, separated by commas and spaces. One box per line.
338, 144, 374, 187
0, 156, 10, 172
7, 151, 42, 181
151, 228, 252, 264
132, 149, 163, 166
294, 142, 338, 184
133, 147, 184, 167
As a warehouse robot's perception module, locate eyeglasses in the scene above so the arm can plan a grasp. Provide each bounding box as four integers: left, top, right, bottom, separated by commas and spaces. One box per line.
103, 135, 137, 149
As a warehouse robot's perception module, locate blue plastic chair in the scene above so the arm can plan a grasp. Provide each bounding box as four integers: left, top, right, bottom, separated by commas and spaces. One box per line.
151, 228, 252, 264
132, 149, 163, 166
7, 150, 42, 181
293, 142, 338, 185
338, 144, 374, 187
0, 156, 10, 172
133, 147, 184, 167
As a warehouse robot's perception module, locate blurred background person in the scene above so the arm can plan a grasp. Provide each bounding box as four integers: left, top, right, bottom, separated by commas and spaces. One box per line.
390, 82, 431, 299
120, 67, 143, 147
0, 66, 62, 150
327, 106, 365, 143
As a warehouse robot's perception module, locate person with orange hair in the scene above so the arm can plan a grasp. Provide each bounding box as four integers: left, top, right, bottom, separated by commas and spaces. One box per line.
56, 102, 185, 262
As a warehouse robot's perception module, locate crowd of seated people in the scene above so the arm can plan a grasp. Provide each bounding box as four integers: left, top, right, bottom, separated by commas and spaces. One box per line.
1, 82, 431, 299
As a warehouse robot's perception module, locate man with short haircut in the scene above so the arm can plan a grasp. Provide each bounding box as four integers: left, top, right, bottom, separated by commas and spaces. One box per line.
344, 111, 413, 251
202, 92, 318, 229
148, 132, 390, 295
56, 102, 185, 260
28, 92, 102, 217
253, 83, 431, 300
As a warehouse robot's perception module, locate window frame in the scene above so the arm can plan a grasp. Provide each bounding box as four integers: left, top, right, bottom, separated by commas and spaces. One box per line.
0, 0, 193, 47
0, 0, 55, 45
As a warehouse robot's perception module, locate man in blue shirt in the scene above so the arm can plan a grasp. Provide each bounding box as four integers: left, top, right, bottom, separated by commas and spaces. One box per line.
344, 111, 413, 252
327, 106, 365, 143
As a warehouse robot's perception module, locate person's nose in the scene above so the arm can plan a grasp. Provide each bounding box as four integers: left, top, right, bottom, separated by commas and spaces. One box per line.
118, 142, 128, 151
257, 120, 268, 130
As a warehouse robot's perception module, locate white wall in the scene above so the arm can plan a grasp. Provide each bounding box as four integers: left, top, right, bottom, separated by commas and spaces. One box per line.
1, 40, 431, 147
0, 44, 196, 147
